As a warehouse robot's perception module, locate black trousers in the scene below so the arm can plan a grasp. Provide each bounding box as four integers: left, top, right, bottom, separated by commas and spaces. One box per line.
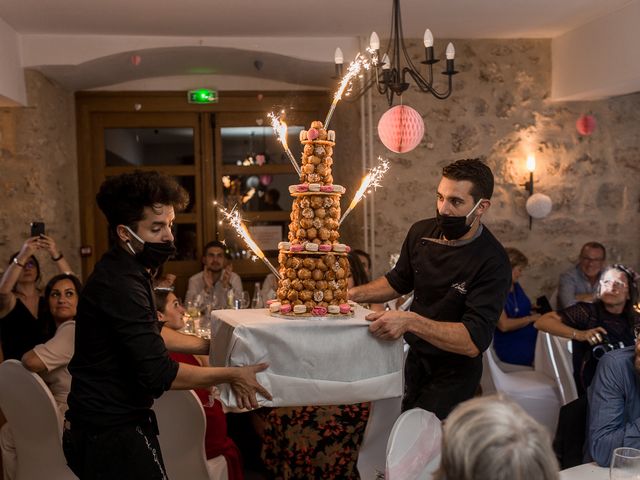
63, 412, 169, 480
402, 348, 482, 420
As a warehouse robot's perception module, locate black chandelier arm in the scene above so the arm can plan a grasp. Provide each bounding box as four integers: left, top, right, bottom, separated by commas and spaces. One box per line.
403, 67, 453, 100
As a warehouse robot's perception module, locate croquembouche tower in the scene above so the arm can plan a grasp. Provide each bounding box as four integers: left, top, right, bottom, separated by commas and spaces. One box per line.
270, 120, 353, 317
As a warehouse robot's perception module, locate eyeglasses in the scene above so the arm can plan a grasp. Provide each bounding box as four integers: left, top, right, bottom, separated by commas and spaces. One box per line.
24, 260, 36, 269
580, 256, 605, 263
600, 279, 628, 290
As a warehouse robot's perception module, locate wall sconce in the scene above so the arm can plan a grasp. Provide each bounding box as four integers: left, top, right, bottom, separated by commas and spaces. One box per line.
522, 155, 536, 228
522, 154, 553, 229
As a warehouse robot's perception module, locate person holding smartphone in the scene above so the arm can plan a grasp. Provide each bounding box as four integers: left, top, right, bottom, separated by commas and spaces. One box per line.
0, 233, 73, 360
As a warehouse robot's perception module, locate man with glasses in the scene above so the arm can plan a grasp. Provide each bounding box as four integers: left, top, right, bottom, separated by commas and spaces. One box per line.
557, 242, 606, 310
587, 338, 640, 466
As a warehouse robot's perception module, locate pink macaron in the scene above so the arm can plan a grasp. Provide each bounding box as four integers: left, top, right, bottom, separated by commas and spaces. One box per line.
290, 244, 304, 252
280, 304, 292, 314
312, 306, 328, 316
339, 304, 351, 314
320, 185, 334, 193
307, 128, 319, 140
295, 184, 309, 192
318, 244, 332, 252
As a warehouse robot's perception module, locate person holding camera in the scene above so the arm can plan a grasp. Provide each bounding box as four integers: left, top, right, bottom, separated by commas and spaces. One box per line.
0, 234, 73, 360
535, 264, 639, 395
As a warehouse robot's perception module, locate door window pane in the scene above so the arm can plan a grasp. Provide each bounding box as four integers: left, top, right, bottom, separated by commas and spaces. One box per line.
220, 126, 304, 167
173, 176, 196, 213
221, 172, 298, 212
173, 223, 198, 261
104, 128, 195, 166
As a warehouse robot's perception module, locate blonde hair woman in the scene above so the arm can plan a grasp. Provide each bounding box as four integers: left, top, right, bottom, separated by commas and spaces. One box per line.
435, 395, 559, 480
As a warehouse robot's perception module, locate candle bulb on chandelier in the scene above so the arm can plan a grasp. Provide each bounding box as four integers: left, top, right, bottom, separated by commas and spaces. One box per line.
445, 42, 457, 74
370, 32, 380, 52
423, 29, 436, 64
334, 47, 344, 78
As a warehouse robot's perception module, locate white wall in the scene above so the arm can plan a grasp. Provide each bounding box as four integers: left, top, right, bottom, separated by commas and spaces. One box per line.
0, 17, 26, 106
552, 0, 640, 101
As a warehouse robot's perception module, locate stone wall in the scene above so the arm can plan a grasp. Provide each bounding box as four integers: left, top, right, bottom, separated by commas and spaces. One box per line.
360, 38, 640, 299
0, 70, 81, 283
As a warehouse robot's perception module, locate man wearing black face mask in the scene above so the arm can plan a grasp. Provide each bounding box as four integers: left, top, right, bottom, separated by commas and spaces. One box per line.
64, 171, 271, 479
349, 158, 510, 419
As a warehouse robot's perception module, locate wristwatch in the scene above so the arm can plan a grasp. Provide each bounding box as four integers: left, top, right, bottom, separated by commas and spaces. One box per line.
12, 257, 26, 268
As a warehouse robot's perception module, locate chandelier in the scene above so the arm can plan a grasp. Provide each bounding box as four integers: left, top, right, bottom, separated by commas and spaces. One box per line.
334, 0, 458, 107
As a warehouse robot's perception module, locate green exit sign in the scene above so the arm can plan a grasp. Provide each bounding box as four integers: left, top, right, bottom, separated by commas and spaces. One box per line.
187, 89, 218, 104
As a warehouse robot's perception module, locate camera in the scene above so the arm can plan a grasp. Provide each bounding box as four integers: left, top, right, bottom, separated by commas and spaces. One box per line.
592, 335, 628, 360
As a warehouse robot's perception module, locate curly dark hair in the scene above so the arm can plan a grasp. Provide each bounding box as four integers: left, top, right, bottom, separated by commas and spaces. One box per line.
442, 158, 494, 202
96, 171, 189, 232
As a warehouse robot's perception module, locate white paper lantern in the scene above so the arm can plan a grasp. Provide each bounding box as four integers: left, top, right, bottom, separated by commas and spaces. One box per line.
526, 193, 552, 219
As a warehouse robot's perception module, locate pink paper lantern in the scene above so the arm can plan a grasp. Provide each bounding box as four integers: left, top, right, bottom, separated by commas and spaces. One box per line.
576, 114, 596, 136
377, 105, 425, 153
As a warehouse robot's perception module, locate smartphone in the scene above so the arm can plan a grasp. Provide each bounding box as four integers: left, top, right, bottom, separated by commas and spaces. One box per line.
30, 221, 45, 237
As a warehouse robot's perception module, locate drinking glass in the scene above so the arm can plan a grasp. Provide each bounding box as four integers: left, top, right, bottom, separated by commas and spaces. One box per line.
610, 447, 640, 479
240, 291, 250, 309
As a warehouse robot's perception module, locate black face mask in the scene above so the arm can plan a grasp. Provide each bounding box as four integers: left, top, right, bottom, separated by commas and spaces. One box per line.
435, 199, 483, 240
124, 226, 176, 270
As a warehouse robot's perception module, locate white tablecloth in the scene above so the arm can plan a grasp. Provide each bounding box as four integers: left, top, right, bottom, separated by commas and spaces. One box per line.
559, 462, 608, 479
210, 307, 404, 408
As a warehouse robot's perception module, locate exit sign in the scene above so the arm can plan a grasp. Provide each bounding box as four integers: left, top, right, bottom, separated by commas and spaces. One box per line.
187, 89, 218, 104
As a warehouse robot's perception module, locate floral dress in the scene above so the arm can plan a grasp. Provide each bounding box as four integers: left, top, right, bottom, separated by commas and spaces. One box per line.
260, 403, 370, 479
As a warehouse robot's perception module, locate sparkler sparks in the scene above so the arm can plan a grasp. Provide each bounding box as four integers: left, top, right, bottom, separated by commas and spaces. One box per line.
324, 52, 371, 129
268, 111, 302, 176
339, 157, 390, 226
214, 201, 281, 280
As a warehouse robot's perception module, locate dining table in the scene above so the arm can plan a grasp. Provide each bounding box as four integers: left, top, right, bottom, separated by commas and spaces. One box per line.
209, 305, 404, 409
559, 462, 609, 479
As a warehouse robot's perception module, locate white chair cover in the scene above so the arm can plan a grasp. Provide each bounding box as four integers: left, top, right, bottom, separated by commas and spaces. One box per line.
486, 346, 561, 433
534, 332, 578, 405
153, 390, 228, 480
357, 396, 402, 479
385, 408, 441, 480
0, 359, 76, 480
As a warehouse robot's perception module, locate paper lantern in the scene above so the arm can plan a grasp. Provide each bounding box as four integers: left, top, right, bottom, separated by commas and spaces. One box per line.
377, 105, 425, 153
526, 193, 552, 219
576, 114, 596, 136
130, 55, 142, 66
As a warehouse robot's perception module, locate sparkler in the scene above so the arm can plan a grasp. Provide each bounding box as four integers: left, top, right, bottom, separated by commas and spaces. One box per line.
339, 157, 390, 226
268, 111, 301, 176
324, 52, 371, 130
214, 202, 281, 280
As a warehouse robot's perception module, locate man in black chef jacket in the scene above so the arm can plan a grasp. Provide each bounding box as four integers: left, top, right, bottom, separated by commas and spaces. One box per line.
349, 158, 510, 419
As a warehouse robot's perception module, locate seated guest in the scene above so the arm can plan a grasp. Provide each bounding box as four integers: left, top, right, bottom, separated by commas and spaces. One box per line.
536, 264, 639, 395
588, 342, 640, 467
186, 240, 242, 309
558, 242, 606, 310
154, 285, 243, 480
347, 253, 383, 311
493, 248, 540, 366
260, 273, 278, 303
0, 235, 73, 360
0, 273, 80, 480
351, 249, 372, 281
435, 395, 559, 480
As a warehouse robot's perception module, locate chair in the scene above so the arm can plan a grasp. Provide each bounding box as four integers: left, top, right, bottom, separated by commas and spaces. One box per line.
534, 332, 578, 405
485, 346, 561, 433
385, 408, 441, 480
153, 390, 228, 480
357, 396, 403, 479
0, 359, 76, 480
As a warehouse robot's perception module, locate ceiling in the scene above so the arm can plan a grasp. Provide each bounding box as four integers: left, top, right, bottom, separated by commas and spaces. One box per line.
0, 0, 634, 39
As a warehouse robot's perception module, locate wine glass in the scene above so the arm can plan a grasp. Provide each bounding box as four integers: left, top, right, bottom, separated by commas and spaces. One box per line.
610, 447, 640, 479
240, 291, 250, 309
